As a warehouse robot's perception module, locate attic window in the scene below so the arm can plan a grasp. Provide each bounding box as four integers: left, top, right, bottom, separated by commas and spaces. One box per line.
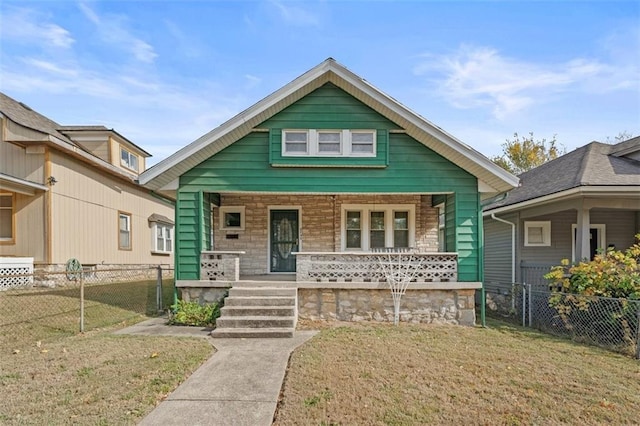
121, 148, 139, 171
282, 129, 376, 157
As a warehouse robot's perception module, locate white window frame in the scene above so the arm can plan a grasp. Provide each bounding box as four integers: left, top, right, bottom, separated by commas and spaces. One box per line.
219, 206, 245, 231
524, 221, 551, 247
340, 204, 415, 251
152, 222, 173, 254
0, 192, 15, 243
118, 211, 132, 250
571, 224, 606, 262
120, 147, 139, 172
282, 129, 376, 157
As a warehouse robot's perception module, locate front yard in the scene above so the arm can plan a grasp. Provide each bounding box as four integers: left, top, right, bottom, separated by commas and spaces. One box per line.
274, 319, 640, 425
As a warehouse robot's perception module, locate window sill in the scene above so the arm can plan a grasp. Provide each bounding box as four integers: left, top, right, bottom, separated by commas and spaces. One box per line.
151, 251, 172, 256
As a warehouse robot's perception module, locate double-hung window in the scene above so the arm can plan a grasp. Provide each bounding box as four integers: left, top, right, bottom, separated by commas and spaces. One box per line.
317, 131, 342, 154
119, 212, 132, 250
350, 131, 375, 154
0, 193, 14, 243
283, 131, 308, 154
154, 223, 172, 253
282, 129, 375, 157
120, 148, 139, 172
342, 204, 414, 250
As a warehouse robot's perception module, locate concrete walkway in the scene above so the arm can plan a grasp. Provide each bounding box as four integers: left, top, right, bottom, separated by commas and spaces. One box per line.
115, 318, 316, 426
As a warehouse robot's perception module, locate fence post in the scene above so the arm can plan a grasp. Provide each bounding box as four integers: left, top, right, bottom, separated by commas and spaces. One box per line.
527, 283, 532, 328
79, 275, 85, 333
636, 303, 640, 360
156, 265, 163, 313
521, 283, 526, 327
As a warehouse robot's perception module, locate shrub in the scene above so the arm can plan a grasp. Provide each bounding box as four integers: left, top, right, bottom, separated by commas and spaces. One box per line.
544, 234, 640, 299
168, 300, 222, 327
543, 234, 640, 351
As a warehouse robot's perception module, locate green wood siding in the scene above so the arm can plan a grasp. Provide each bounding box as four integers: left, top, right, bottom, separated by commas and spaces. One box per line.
265, 83, 394, 167
181, 133, 477, 193
175, 84, 483, 282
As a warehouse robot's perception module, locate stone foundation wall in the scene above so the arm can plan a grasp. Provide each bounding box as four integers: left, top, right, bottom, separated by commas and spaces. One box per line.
180, 287, 228, 305
298, 288, 476, 325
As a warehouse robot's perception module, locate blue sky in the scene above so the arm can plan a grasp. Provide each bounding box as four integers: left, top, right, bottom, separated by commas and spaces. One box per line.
1, 1, 639, 166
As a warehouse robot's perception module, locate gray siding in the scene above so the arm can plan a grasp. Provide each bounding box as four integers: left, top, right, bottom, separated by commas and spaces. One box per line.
483, 217, 514, 285
591, 210, 637, 251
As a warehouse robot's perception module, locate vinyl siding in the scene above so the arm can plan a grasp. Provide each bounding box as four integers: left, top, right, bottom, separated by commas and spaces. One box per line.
0, 138, 45, 183
48, 151, 174, 265
484, 216, 514, 285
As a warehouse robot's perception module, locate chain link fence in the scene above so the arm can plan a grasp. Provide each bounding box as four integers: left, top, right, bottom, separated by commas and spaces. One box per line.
484, 282, 640, 359
0, 266, 174, 350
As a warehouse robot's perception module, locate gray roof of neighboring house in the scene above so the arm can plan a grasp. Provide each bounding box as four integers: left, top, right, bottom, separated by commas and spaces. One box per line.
485, 137, 640, 211
0, 92, 75, 145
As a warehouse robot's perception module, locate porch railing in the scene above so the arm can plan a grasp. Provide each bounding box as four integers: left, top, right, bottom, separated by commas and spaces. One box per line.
295, 252, 458, 283
200, 251, 245, 281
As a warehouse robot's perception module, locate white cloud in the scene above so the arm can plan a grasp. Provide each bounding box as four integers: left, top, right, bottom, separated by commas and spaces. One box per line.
77, 2, 157, 63
413, 44, 636, 120
268, 0, 320, 27
0, 6, 74, 48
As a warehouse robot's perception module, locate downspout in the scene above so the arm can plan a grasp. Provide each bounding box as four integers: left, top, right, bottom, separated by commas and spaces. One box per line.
490, 213, 516, 311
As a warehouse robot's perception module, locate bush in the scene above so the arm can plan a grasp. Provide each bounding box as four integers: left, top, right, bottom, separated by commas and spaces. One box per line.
545, 234, 640, 299
543, 234, 640, 351
168, 300, 222, 327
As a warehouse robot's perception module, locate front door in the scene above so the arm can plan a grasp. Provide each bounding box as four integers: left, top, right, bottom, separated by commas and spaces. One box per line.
270, 210, 299, 273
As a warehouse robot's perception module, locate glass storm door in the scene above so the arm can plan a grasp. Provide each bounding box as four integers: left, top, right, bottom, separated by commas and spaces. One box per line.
270, 210, 299, 273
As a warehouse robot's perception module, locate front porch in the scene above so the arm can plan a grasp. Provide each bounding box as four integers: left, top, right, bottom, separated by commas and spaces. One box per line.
178, 250, 479, 332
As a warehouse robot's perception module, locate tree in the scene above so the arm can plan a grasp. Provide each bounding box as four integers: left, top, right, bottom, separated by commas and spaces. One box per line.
604, 131, 634, 144
492, 132, 564, 175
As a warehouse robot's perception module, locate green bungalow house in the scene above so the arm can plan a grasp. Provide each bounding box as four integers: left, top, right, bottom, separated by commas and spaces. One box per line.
139, 58, 518, 337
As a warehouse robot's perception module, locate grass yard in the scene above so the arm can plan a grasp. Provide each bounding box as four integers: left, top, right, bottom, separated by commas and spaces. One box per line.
275, 319, 640, 425
0, 279, 212, 425
0, 326, 212, 425
0, 279, 175, 350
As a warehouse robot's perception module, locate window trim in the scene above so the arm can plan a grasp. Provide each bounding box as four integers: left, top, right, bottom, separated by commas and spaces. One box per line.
282, 129, 376, 158
120, 147, 139, 172
524, 221, 551, 247
118, 211, 132, 251
219, 206, 246, 231
151, 222, 173, 254
0, 192, 15, 245
340, 204, 415, 251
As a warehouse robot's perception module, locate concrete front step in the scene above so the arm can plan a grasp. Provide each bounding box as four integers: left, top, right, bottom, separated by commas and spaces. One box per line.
216, 316, 296, 329
220, 306, 295, 317
210, 327, 295, 338
228, 287, 297, 298
224, 296, 295, 307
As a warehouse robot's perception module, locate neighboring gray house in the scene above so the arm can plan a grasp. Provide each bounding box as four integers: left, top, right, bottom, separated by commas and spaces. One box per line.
483, 137, 640, 288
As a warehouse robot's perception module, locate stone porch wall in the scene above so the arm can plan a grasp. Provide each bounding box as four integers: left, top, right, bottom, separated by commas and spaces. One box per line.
214, 194, 440, 276
298, 288, 476, 325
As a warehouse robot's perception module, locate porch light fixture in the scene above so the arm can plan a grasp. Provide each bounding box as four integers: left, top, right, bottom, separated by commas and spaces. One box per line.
47, 176, 58, 186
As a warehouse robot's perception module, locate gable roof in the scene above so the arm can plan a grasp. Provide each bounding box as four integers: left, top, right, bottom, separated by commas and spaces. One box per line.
139, 58, 519, 194
484, 137, 640, 213
0, 92, 75, 145
0, 92, 139, 183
